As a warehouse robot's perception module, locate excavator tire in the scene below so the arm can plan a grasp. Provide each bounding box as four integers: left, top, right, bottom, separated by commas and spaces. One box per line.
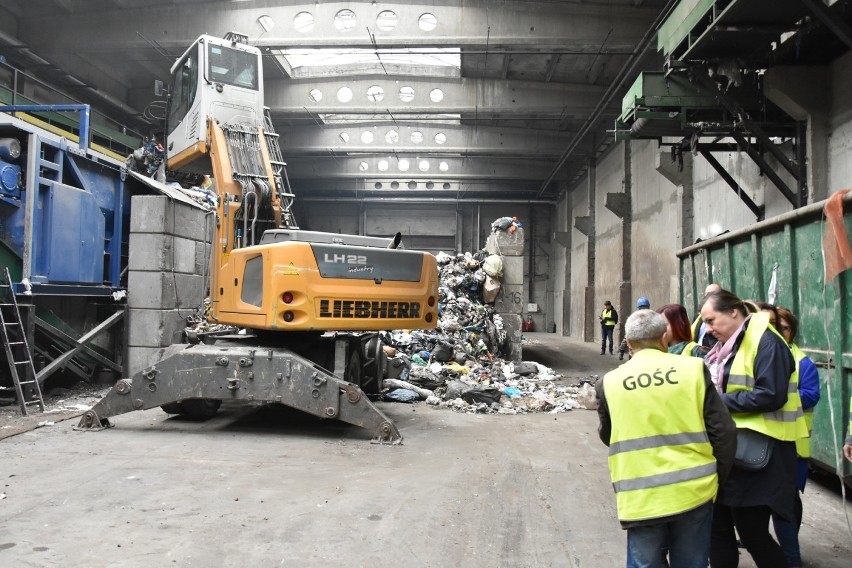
160, 402, 185, 415
160, 399, 221, 420
180, 398, 222, 420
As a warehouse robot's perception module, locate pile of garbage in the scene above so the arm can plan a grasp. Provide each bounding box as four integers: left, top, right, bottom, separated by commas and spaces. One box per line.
380, 355, 599, 414
378, 247, 598, 413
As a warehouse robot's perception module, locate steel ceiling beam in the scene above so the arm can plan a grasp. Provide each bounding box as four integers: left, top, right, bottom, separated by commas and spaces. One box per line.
266, 76, 607, 117
278, 123, 575, 158
20, 1, 658, 54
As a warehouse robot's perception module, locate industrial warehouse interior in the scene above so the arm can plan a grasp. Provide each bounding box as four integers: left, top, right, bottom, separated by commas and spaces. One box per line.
1, 1, 852, 566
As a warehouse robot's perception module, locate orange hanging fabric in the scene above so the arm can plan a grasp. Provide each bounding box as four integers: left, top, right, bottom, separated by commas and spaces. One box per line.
822, 189, 852, 283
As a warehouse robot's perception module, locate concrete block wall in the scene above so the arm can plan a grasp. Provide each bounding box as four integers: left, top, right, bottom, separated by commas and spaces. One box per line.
486, 228, 525, 361
126, 196, 212, 376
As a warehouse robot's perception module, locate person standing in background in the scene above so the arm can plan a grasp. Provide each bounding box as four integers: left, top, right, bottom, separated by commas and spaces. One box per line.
693, 283, 722, 348
618, 296, 650, 360
600, 300, 618, 355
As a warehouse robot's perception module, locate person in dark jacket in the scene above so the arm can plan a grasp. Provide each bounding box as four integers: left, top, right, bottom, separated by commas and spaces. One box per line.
701, 289, 806, 568
600, 300, 618, 355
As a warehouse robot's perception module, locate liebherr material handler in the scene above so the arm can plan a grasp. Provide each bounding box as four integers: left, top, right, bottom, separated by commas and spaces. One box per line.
79, 33, 439, 443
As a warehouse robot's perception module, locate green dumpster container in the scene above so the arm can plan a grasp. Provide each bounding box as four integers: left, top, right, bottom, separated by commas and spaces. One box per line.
678, 192, 852, 486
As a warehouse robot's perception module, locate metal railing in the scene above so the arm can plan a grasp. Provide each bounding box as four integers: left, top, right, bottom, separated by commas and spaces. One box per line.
0, 58, 145, 155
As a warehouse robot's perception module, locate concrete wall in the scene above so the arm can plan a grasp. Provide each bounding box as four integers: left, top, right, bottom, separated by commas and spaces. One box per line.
632, 140, 680, 308
829, 50, 852, 194
570, 175, 591, 340
126, 196, 212, 376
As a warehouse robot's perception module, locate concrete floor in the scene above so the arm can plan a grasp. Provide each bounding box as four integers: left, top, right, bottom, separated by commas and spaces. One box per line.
1, 333, 850, 567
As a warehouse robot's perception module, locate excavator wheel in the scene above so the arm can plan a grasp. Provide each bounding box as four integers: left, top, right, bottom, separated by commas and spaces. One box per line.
345, 346, 364, 389
160, 402, 185, 415
181, 398, 222, 420
160, 398, 221, 420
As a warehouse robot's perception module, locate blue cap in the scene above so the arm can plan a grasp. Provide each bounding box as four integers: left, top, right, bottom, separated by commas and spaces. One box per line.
636, 296, 650, 308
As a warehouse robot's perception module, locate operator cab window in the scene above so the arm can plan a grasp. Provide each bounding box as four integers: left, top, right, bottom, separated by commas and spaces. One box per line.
208, 44, 259, 90
167, 47, 199, 133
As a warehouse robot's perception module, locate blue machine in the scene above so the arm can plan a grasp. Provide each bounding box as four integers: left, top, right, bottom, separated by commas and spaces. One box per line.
0, 113, 129, 291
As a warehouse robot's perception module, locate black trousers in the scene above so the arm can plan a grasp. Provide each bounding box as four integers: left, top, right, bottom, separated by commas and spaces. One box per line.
710, 503, 789, 567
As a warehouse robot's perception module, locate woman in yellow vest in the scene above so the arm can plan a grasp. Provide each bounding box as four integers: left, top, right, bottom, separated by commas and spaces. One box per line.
658, 303, 709, 358
596, 309, 736, 567
700, 289, 807, 568
767, 306, 820, 568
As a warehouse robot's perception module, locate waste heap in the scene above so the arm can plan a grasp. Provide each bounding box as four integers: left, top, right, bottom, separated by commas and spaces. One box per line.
380, 244, 598, 414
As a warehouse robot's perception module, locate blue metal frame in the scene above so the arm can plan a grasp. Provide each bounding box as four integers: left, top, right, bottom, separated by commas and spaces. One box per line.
0, 104, 91, 151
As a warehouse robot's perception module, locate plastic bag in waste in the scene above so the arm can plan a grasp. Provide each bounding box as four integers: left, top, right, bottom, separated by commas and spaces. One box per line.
503, 386, 523, 398
513, 362, 539, 376
483, 276, 501, 303
491, 216, 514, 232
461, 387, 502, 405
430, 342, 453, 362
482, 255, 503, 278
384, 388, 421, 402
576, 383, 598, 410
445, 380, 473, 400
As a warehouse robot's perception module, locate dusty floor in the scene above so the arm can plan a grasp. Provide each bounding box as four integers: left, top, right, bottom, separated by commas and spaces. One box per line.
1, 332, 850, 567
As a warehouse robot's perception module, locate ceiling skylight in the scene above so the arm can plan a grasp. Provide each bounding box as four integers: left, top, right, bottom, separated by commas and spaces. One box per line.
279, 47, 460, 71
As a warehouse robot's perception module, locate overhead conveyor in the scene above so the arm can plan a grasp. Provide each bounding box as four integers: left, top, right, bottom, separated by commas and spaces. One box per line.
611, 0, 846, 217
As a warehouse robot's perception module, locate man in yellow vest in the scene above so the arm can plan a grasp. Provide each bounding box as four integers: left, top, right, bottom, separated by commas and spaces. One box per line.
600, 300, 619, 355
596, 310, 736, 567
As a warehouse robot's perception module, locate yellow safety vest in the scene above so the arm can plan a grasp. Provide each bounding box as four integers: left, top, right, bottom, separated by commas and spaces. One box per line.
603, 349, 718, 522
691, 316, 701, 342
790, 343, 815, 458
680, 341, 700, 357
727, 312, 807, 442
601, 309, 616, 327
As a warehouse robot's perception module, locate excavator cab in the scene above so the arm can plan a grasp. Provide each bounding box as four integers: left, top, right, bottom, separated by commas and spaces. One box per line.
165, 33, 264, 173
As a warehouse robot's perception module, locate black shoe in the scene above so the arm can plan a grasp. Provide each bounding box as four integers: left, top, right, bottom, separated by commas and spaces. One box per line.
619, 354, 624, 360
600, 352, 605, 355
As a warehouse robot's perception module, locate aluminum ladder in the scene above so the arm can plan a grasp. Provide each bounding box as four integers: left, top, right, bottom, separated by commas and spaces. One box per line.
0, 267, 44, 415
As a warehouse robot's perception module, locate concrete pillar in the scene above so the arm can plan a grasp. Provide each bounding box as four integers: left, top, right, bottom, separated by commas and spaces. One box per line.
622, 144, 633, 345
584, 160, 597, 342
486, 227, 525, 361
558, 196, 572, 336
657, 147, 694, 306
764, 66, 830, 202
126, 196, 212, 376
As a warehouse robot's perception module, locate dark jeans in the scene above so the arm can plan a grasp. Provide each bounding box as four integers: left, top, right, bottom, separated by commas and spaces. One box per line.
601, 325, 615, 354
626, 500, 713, 568
772, 491, 804, 566
710, 504, 789, 567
